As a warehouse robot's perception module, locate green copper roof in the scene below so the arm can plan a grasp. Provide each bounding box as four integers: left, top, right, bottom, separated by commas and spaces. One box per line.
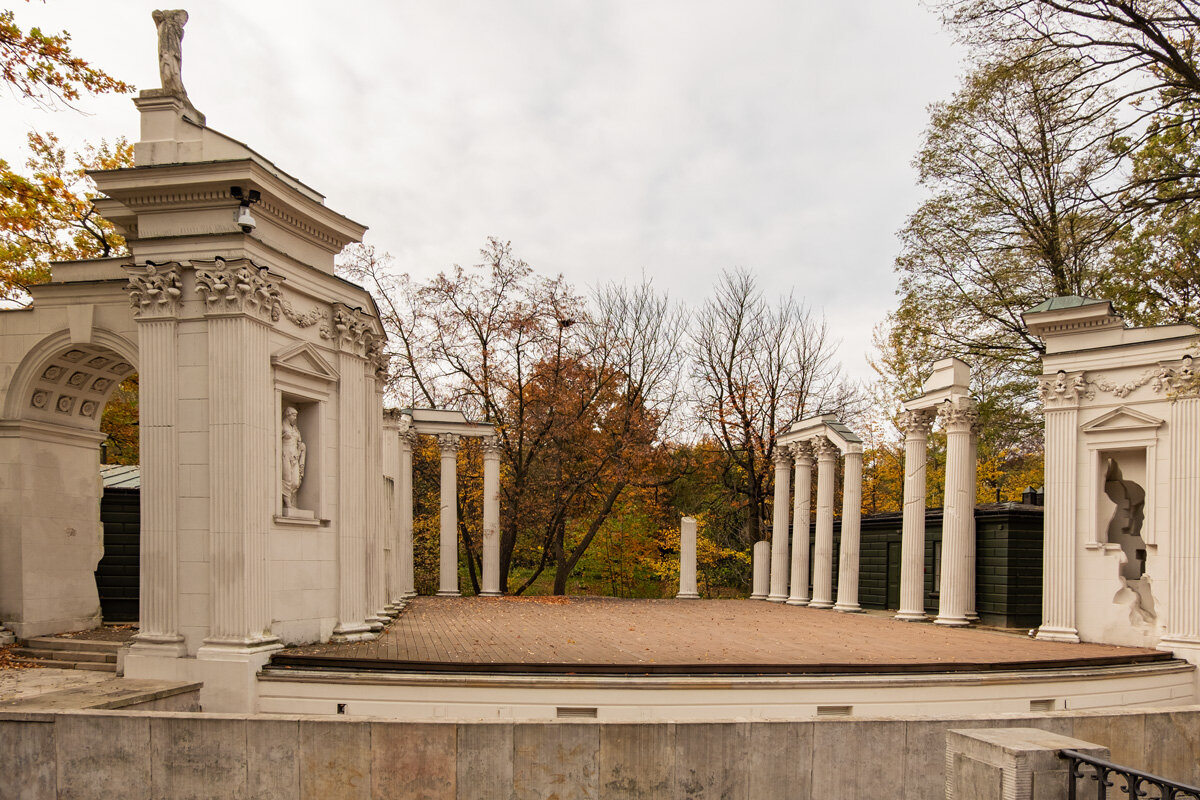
1026, 296, 1108, 313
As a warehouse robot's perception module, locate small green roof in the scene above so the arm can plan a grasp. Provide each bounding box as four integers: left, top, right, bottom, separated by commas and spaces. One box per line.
1026, 296, 1108, 313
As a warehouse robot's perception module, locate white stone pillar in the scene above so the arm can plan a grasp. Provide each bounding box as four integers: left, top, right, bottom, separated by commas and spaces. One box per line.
1164, 396, 1200, 655
1037, 378, 1082, 643
127, 264, 186, 656
768, 448, 792, 602
834, 446, 864, 613
750, 539, 770, 599
398, 428, 417, 598
480, 435, 502, 596
437, 433, 461, 596
935, 397, 977, 627
383, 412, 403, 609
787, 442, 813, 605
966, 420, 980, 621
896, 409, 934, 621
809, 437, 838, 608
677, 516, 700, 599
364, 371, 388, 628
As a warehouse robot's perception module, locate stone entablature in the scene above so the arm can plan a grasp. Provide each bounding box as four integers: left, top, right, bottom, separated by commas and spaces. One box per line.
1024, 297, 1200, 657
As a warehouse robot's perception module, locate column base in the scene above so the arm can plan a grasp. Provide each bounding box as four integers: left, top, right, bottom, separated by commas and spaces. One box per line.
748, 592, 767, 600
195, 640, 283, 713
766, 594, 787, 603
785, 597, 809, 606
478, 591, 503, 597
1158, 636, 1200, 666
331, 622, 375, 643
1035, 625, 1080, 643
833, 603, 862, 613
0, 627, 13, 646
129, 633, 188, 658
378, 607, 399, 620
403, 591, 418, 599
966, 612, 980, 621
807, 599, 833, 609
676, 592, 700, 600
436, 590, 462, 597
893, 610, 927, 622
934, 615, 970, 627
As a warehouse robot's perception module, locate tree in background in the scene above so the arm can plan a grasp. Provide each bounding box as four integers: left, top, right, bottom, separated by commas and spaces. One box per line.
1, 7, 130, 106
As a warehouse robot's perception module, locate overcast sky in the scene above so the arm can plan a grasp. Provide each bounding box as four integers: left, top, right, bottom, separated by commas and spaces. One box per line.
0, 1, 964, 380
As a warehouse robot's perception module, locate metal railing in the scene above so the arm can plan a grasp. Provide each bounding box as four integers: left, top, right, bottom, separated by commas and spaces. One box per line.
1062, 749, 1200, 800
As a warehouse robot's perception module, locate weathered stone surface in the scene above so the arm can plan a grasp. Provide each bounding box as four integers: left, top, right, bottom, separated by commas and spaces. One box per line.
55, 713, 150, 800
513, 723, 598, 800
299, 719, 370, 799
151, 715, 248, 798
373, 722, 455, 800
673, 722, 750, 800
0, 719, 55, 800
1142, 709, 1200, 784
458, 722, 515, 800
747, 722, 811, 800
599, 722, 675, 799
247, 718, 300, 800
811, 719, 906, 800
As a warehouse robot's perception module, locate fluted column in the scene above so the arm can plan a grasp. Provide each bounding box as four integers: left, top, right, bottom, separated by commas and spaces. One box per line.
398, 428, 417, 598
1036, 374, 1083, 642
383, 412, 403, 608
677, 516, 700, 599
896, 409, 934, 621
787, 442, 814, 605
480, 435, 502, 596
1165, 395, 1200, 651
965, 420, 980, 621
365, 374, 388, 627
750, 540, 770, 599
935, 397, 977, 627
768, 448, 792, 602
127, 264, 186, 656
834, 446, 864, 612
437, 433, 461, 596
809, 436, 838, 609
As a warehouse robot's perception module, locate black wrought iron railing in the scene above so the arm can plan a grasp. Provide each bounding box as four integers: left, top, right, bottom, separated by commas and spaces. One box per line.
1061, 749, 1200, 800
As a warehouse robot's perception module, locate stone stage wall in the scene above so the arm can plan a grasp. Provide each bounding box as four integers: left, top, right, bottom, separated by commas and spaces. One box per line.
3, 705, 1199, 799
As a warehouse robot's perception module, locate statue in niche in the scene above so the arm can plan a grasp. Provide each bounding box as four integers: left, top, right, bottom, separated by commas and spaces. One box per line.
1105, 459, 1146, 580
281, 406, 306, 511
152, 9, 189, 97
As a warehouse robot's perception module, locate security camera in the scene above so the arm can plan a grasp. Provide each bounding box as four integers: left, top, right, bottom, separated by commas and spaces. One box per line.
235, 205, 257, 233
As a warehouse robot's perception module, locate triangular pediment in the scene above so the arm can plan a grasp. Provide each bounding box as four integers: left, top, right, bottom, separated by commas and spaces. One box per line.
1081, 405, 1163, 433
271, 341, 338, 382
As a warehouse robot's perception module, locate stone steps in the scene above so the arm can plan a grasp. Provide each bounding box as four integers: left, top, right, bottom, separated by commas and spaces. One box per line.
11, 637, 122, 672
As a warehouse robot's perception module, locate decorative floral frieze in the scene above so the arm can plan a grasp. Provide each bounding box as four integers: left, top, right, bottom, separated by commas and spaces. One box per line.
126, 263, 183, 317
1038, 370, 1092, 408
280, 299, 330, 330
193, 258, 282, 321
1089, 368, 1162, 398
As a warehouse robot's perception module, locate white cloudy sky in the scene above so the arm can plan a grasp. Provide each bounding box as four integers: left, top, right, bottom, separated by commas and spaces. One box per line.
0, 1, 964, 380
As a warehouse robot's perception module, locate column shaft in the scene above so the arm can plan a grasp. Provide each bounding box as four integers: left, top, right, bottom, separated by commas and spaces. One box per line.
480, 437, 502, 596
1166, 397, 1200, 645
834, 449, 864, 612
1037, 405, 1080, 642
966, 423, 979, 620
935, 399, 976, 627
750, 540, 770, 599
768, 450, 792, 602
437, 433, 461, 596
787, 444, 813, 605
398, 430, 416, 597
364, 380, 387, 627
677, 516, 699, 598
333, 349, 371, 640
896, 410, 932, 621
809, 438, 837, 608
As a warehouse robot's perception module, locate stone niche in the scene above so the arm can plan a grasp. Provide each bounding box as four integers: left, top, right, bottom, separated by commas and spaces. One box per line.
272, 342, 337, 524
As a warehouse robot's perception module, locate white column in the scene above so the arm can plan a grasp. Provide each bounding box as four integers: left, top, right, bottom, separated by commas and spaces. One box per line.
333, 345, 372, 641
398, 428, 416, 598
1037, 391, 1081, 642
896, 409, 933, 621
480, 435, 502, 596
383, 413, 403, 609
1163, 396, 1200, 655
364, 376, 388, 627
834, 446, 864, 613
768, 448, 792, 602
809, 436, 838, 609
128, 266, 186, 656
935, 397, 977, 627
750, 540, 770, 599
966, 420, 980, 621
787, 442, 813, 605
437, 433, 461, 596
677, 516, 700, 599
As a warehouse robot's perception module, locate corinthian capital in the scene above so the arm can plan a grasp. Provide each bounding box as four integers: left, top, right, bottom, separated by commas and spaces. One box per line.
897, 408, 935, 438
437, 433, 460, 454
936, 396, 978, 430
790, 440, 813, 464
1037, 370, 1091, 409
193, 258, 282, 321
811, 435, 839, 460
126, 262, 183, 318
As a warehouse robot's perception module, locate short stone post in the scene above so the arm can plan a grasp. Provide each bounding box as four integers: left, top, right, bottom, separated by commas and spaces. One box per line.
787, 442, 813, 605
945, 728, 1109, 800
437, 433, 461, 597
750, 540, 770, 600
677, 516, 700, 599
768, 448, 792, 602
480, 436, 502, 596
0, 625, 14, 645
896, 409, 933, 621
834, 445, 863, 612
809, 436, 838, 609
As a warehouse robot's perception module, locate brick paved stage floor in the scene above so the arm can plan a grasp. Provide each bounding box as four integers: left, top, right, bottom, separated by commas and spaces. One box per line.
272, 596, 1168, 675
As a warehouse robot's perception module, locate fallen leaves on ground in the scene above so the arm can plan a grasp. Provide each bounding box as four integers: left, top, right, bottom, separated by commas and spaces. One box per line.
0, 645, 40, 671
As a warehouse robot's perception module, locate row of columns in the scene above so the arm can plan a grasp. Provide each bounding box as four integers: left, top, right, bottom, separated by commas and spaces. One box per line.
765, 433, 864, 611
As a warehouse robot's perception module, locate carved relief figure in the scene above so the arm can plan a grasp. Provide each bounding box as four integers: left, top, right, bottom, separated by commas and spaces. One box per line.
281, 406, 306, 510
1104, 459, 1146, 580
152, 9, 189, 96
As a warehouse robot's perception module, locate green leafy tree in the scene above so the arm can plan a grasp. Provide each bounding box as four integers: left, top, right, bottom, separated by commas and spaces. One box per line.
1, 6, 131, 106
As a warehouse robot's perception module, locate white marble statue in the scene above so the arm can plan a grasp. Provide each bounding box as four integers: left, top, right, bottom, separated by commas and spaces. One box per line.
281, 406, 306, 510
152, 9, 189, 97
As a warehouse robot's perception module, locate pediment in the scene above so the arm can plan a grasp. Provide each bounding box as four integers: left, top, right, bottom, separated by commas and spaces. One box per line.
271, 341, 338, 382
1081, 405, 1163, 433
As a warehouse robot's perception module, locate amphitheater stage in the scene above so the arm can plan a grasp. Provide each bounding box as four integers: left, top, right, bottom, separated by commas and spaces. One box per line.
258, 597, 1196, 720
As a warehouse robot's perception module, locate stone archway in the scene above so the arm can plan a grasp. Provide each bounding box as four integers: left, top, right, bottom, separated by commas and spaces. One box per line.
0, 329, 139, 638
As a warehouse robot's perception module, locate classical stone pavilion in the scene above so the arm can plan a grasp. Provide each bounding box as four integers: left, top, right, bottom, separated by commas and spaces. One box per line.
1024, 297, 1200, 661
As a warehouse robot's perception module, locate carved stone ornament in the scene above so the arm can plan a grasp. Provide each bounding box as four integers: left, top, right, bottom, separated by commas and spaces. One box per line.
790, 440, 813, 463
366, 336, 390, 380
897, 408, 935, 438
194, 258, 282, 320
1090, 368, 1161, 399
152, 9, 189, 97
1153, 354, 1199, 398
810, 435, 839, 460
127, 263, 183, 317
936, 396, 979, 430
1038, 370, 1092, 408
436, 433, 461, 454
327, 303, 378, 356
773, 447, 793, 467
280, 299, 330, 330
480, 435, 503, 457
